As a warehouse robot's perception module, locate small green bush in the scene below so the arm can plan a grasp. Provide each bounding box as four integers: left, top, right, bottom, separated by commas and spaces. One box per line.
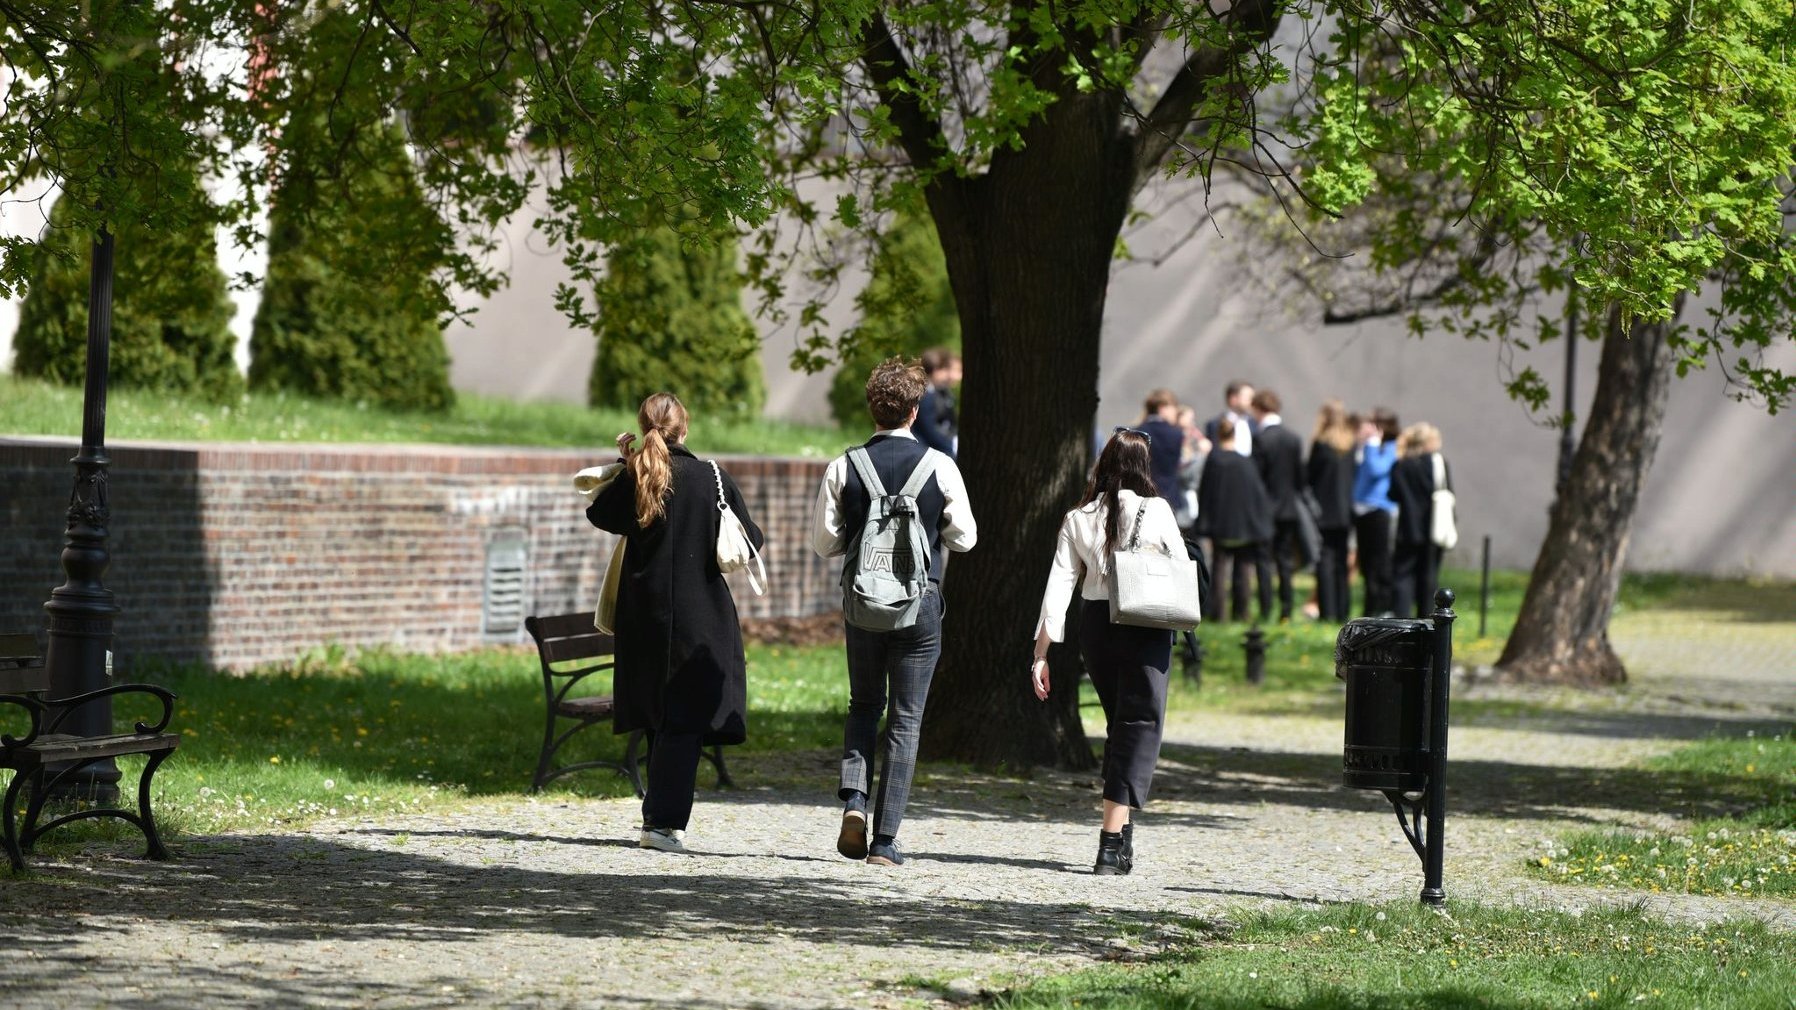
11, 189, 242, 402
249, 122, 454, 413
828, 206, 959, 428
588, 226, 765, 419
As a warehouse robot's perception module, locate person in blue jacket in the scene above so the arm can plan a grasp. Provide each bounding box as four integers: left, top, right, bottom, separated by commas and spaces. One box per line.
1352, 408, 1400, 617
914, 348, 959, 459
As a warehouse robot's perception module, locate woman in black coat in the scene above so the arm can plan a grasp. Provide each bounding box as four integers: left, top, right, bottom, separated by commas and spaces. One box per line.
587, 392, 764, 852
1389, 422, 1448, 619
1196, 418, 1274, 623
1306, 400, 1358, 623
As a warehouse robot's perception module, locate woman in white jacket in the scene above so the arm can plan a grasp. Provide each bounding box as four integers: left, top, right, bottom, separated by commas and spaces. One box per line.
1031, 427, 1187, 875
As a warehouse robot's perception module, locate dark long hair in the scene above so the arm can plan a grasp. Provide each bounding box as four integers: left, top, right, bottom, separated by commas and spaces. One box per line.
1079, 430, 1158, 556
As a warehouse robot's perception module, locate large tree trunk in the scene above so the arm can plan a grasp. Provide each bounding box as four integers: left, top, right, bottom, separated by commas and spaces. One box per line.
916, 92, 1135, 770
1496, 295, 1685, 684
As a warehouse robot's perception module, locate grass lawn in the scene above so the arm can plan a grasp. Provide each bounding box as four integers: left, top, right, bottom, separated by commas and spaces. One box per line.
1531, 731, 1796, 898
0, 372, 848, 458
999, 901, 1796, 1010
0, 642, 849, 840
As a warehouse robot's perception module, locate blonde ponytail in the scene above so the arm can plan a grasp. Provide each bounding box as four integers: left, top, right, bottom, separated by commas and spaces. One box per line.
628, 392, 689, 527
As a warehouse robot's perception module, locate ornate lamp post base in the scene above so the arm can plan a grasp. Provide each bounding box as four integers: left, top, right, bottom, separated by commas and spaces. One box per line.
41, 228, 122, 804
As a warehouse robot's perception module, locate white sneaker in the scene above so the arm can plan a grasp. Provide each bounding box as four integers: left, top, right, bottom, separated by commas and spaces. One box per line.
639, 827, 689, 853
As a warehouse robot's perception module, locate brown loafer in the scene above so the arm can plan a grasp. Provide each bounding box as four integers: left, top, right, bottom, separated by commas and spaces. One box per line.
837, 809, 869, 860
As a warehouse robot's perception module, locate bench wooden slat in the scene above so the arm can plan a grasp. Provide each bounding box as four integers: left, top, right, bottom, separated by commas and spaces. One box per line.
7, 732, 179, 766
0, 634, 44, 695
526, 612, 604, 640
556, 696, 616, 719
537, 633, 616, 667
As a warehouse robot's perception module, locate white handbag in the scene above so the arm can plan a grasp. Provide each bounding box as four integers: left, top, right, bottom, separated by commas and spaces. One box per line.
1429, 453, 1459, 551
1106, 500, 1203, 631
711, 460, 766, 596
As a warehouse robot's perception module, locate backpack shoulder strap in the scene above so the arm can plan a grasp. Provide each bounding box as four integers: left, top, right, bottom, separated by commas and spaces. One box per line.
897, 449, 943, 499
847, 447, 887, 498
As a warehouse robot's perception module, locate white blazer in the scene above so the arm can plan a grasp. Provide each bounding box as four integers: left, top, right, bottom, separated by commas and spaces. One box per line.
1034, 491, 1186, 641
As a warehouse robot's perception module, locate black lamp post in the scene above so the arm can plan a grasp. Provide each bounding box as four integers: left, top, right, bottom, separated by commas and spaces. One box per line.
41, 226, 121, 803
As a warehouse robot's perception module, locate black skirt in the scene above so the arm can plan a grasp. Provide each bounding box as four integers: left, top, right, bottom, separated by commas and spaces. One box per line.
1077, 599, 1172, 809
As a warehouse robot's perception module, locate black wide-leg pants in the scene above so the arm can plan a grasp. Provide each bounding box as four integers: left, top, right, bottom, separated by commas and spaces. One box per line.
1077, 600, 1172, 809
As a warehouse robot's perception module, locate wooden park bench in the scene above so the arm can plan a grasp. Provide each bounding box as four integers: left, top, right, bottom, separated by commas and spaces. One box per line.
0, 633, 179, 873
524, 613, 733, 797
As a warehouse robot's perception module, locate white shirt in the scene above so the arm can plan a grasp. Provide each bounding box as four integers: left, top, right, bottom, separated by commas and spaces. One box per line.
810, 427, 978, 558
1231, 411, 1254, 456
1033, 491, 1186, 641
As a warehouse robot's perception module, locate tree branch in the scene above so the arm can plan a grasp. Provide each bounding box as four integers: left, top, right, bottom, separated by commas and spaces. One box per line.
1129, 0, 1280, 194
857, 11, 949, 174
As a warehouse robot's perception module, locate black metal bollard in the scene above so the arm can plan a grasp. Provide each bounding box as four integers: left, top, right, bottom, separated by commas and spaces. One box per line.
1243, 625, 1266, 684
1336, 588, 1456, 905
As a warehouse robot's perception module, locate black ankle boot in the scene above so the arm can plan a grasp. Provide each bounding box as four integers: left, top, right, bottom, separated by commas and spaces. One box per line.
1095, 830, 1128, 876
1120, 823, 1135, 872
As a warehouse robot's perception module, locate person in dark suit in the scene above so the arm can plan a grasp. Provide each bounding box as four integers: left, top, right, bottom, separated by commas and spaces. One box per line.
1306, 400, 1358, 623
1202, 380, 1260, 457
1196, 418, 1273, 622
915, 348, 959, 459
588, 393, 765, 853
1136, 388, 1186, 503
1249, 390, 1306, 621
1390, 422, 1449, 619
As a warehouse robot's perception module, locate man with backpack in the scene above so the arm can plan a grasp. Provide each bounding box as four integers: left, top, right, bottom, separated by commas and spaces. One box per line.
811, 358, 978, 866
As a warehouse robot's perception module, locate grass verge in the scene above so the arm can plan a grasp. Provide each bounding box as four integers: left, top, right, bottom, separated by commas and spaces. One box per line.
1532, 731, 1796, 898
0, 372, 847, 458
1000, 901, 1796, 1010
1, 642, 849, 840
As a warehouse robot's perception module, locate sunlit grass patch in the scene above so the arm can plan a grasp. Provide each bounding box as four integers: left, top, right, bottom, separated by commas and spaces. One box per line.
999, 901, 1796, 1010
0, 372, 847, 458
0, 641, 853, 839
1533, 730, 1796, 898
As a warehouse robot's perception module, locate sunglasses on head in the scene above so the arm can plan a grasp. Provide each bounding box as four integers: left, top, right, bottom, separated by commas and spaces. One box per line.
1113, 425, 1151, 446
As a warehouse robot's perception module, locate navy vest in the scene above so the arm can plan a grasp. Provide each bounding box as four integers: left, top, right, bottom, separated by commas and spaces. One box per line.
840, 434, 951, 583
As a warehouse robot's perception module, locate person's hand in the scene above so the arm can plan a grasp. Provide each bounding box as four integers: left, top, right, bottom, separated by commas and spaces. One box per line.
1030, 656, 1050, 700
615, 432, 636, 454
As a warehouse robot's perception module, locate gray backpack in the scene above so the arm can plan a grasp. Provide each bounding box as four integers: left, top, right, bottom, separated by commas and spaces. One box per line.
841, 447, 943, 631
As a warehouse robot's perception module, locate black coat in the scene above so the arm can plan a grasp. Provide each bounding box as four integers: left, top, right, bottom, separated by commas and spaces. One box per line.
1196, 450, 1273, 544
587, 444, 765, 744
1306, 441, 1357, 531
1254, 422, 1306, 521
1389, 453, 1446, 546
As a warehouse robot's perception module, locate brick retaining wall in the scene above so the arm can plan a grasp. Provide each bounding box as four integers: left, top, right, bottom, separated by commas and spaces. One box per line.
0, 438, 838, 670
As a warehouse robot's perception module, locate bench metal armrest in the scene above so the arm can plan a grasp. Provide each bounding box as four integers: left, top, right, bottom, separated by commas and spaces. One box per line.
0, 693, 47, 748
44, 683, 178, 735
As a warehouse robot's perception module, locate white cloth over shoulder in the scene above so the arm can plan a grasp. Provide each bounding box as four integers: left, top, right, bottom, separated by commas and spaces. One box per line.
1034, 491, 1185, 642
574, 462, 626, 502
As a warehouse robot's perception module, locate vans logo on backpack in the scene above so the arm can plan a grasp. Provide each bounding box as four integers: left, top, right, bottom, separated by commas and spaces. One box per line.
840, 447, 942, 633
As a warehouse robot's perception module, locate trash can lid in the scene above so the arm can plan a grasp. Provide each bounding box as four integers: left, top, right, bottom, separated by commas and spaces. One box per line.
1334, 618, 1433, 679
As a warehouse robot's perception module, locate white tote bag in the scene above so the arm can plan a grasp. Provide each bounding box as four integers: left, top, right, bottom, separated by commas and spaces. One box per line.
1429, 453, 1459, 551
1105, 500, 1203, 631
711, 461, 766, 595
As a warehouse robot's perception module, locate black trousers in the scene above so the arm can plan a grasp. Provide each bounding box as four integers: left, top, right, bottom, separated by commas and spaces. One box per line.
1392, 540, 1443, 619
1354, 510, 1395, 616
1078, 601, 1171, 809
1257, 518, 1302, 620
1316, 527, 1353, 623
641, 730, 703, 831
1208, 541, 1267, 623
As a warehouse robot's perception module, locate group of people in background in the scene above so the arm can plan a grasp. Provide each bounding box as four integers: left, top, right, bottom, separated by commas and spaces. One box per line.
1130, 380, 1453, 625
